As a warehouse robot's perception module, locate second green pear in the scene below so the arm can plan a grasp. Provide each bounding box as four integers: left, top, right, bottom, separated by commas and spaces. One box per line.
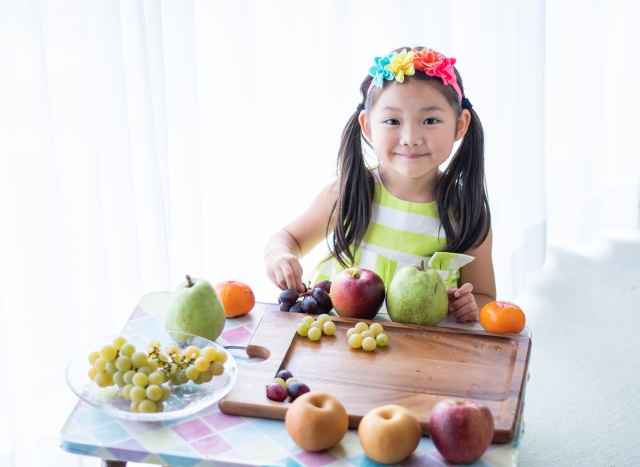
386, 262, 449, 326
164, 275, 226, 342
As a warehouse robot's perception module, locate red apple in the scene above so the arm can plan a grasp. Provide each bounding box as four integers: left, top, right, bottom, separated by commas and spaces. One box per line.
330, 268, 385, 319
428, 398, 495, 464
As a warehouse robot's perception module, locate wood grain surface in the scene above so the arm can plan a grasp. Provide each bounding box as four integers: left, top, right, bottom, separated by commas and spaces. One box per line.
219, 304, 531, 443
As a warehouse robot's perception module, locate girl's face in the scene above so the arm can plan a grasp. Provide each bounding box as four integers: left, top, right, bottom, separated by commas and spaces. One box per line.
359, 78, 469, 181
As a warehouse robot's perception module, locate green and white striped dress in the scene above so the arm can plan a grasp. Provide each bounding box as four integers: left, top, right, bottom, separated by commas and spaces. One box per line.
306, 167, 474, 291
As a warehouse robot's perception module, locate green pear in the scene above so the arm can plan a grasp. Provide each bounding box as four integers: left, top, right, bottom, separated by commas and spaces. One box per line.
386, 261, 449, 326
164, 275, 226, 342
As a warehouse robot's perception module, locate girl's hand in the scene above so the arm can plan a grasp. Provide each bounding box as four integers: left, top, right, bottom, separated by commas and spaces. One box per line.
266, 253, 305, 293
446, 283, 479, 322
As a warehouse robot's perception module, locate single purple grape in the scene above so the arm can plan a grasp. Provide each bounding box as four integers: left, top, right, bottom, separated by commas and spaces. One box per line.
266, 383, 288, 402
311, 288, 331, 309
289, 301, 304, 313
278, 289, 299, 306
279, 302, 292, 312
301, 296, 318, 314
276, 369, 293, 381
287, 382, 310, 401
313, 280, 332, 294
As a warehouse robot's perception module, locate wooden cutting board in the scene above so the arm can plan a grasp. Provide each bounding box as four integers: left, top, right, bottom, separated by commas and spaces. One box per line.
219, 305, 531, 443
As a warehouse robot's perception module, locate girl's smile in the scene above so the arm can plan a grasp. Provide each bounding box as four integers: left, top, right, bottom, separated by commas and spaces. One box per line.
396, 152, 426, 158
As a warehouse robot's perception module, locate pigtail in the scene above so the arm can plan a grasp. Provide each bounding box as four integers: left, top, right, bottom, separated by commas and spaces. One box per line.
436, 106, 491, 253
328, 81, 375, 267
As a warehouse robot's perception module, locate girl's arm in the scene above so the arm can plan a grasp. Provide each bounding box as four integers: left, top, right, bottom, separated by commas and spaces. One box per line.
447, 227, 496, 322
264, 180, 339, 292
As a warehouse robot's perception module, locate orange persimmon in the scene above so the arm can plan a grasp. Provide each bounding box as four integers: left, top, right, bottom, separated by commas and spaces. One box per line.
214, 280, 255, 318
479, 301, 526, 334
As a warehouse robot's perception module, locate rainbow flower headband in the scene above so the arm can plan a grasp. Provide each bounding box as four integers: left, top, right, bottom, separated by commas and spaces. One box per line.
367, 48, 462, 102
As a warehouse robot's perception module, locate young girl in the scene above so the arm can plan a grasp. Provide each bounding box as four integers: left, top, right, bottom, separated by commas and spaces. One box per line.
264, 47, 495, 322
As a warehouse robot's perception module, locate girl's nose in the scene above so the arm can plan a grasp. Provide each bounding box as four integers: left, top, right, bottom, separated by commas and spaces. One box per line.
400, 124, 424, 146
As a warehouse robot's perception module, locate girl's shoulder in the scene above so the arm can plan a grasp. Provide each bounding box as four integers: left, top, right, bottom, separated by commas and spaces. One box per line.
309, 178, 340, 215
323, 177, 340, 198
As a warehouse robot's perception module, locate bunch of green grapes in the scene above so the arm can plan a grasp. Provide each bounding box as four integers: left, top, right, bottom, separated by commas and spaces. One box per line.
296, 314, 336, 341
345, 322, 388, 351
87, 335, 227, 413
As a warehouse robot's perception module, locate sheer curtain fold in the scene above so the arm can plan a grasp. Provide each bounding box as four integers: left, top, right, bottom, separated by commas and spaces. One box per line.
120, 0, 171, 294
545, 0, 640, 243
0, 1, 79, 466
162, 1, 207, 286
452, 0, 546, 296
5, 1, 637, 466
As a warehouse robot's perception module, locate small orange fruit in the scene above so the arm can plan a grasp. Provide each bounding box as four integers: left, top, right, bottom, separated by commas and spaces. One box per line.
479, 301, 526, 333
214, 280, 255, 318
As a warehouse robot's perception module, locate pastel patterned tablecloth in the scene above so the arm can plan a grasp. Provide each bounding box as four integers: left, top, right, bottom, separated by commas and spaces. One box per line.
61, 292, 526, 467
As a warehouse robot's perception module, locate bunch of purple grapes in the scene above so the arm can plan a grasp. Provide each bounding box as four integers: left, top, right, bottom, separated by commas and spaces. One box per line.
278, 280, 332, 315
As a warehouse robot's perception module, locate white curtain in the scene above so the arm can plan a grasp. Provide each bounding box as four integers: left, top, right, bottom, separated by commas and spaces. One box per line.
3, 1, 635, 466
452, 1, 546, 296
545, 0, 640, 243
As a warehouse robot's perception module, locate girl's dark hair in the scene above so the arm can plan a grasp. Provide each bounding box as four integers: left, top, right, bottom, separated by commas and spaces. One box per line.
328, 47, 491, 267
328, 77, 376, 267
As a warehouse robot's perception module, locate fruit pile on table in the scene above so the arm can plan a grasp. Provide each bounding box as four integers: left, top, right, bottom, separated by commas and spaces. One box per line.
80, 265, 527, 465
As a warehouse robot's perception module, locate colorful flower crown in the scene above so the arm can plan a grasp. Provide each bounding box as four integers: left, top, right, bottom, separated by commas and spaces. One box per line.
367, 48, 462, 102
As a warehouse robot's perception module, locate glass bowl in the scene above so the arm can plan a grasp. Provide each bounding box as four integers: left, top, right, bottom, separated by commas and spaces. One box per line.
66, 329, 237, 421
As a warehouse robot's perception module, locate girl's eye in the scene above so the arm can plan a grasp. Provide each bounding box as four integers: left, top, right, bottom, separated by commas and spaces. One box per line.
424, 118, 439, 125
384, 119, 400, 125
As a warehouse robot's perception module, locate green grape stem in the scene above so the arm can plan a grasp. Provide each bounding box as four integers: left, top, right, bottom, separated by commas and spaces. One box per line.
144, 349, 210, 387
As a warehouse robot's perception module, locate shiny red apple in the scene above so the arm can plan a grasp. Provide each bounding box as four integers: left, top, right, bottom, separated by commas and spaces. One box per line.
428, 398, 495, 464
330, 268, 385, 319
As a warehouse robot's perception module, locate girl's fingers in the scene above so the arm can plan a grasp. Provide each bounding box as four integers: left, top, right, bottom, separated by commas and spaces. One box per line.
281, 260, 304, 292
272, 269, 287, 290
449, 292, 474, 312
268, 254, 304, 291
455, 308, 478, 322
293, 267, 305, 292
278, 263, 296, 291
453, 282, 473, 298
446, 284, 477, 321
451, 302, 477, 321
447, 287, 458, 305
